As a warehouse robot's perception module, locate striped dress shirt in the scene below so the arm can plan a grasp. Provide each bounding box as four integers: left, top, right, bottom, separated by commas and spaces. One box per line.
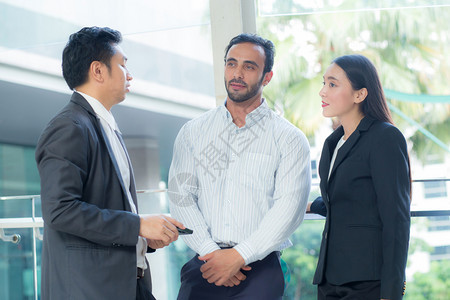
168, 100, 311, 265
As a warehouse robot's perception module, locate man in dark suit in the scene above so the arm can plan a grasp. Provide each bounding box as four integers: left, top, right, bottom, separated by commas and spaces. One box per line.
35, 26, 184, 300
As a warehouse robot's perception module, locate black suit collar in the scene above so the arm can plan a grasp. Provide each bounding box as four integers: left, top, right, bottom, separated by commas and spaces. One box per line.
324, 116, 376, 183
70, 92, 97, 117
70, 92, 138, 212
325, 116, 375, 145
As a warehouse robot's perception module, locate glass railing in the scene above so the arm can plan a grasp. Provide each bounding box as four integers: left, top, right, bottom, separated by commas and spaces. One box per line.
0, 195, 42, 300
1, 180, 449, 300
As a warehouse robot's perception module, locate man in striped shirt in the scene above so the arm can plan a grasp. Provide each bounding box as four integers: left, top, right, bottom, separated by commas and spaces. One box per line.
169, 33, 311, 300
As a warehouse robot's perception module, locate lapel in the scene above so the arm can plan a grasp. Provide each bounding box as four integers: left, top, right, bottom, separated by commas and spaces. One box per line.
71, 93, 138, 212
321, 117, 375, 190
319, 126, 343, 197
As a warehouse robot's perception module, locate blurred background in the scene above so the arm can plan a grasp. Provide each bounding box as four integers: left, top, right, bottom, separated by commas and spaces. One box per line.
1, 0, 449, 299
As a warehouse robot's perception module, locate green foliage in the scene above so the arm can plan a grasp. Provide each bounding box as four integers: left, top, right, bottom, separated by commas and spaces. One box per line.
258, 1, 450, 161
404, 261, 450, 300
409, 109, 450, 163
281, 220, 324, 299
280, 218, 450, 300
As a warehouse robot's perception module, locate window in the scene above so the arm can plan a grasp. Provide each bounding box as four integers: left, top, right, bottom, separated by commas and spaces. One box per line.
431, 245, 450, 260
424, 181, 448, 199
311, 160, 317, 179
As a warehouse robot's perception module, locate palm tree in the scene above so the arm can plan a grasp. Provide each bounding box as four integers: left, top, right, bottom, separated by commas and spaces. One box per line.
258, 0, 450, 160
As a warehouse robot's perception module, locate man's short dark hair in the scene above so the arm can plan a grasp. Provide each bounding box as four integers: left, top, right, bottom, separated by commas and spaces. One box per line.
62, 26, 122, 90
224, 33, 275, 74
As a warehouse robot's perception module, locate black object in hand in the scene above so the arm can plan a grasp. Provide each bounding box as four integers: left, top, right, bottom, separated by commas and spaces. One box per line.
177, 227, 193, 235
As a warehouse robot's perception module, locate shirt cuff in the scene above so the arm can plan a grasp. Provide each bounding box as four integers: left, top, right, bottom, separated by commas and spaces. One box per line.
234, 241, 257, 265
310, 197, 327, 217
198, 240, 221, 256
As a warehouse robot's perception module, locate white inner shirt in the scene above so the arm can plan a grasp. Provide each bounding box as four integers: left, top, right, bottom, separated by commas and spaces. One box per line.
328, 135, 346, 181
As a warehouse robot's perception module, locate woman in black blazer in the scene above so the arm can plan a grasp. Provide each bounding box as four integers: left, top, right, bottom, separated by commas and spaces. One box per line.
307, 55, 411, 300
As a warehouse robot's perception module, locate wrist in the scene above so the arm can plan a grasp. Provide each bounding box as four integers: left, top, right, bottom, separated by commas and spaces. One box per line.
233, 242, 255, 265
230, 248, 245, 267
138, 217, 143, 236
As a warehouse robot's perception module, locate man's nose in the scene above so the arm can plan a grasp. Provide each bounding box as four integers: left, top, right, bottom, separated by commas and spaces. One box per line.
233, 66, 244, 79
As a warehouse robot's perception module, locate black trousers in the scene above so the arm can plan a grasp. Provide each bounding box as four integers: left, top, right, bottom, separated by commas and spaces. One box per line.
136, 278, 157, 300
177, 252, 284, 300
318, 278, 381, 300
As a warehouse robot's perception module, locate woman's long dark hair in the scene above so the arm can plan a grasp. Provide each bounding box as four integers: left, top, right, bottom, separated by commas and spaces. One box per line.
333, 54, 412, 198
333, 55, 394, 125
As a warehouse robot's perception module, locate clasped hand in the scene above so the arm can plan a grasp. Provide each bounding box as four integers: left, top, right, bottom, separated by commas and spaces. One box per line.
198, 249, 251, 287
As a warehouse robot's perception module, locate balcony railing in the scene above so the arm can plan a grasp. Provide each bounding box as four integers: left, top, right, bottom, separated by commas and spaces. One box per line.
1, 180, 449, 300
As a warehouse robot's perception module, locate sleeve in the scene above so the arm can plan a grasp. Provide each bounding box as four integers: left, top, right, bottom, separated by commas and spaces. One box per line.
234, 129, 312, 264
310, 196, 327, 217
35, 116, 140, 247
168, 124, 220, 256
370, 126, 410, 299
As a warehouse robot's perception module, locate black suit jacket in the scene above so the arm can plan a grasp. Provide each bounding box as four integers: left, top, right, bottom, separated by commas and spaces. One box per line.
35, 92, 152, 299
310, 117, 410, 300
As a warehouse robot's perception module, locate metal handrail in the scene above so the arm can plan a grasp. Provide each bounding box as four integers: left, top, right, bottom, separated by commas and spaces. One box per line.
0, 228, 21, 243
413, 178, 450, 182
0, 178, 448, 201
0, 183, 448, 300
0, 194, 40, 201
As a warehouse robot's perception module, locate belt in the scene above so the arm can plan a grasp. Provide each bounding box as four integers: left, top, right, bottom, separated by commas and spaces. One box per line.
137, 267, 144, 279
217, 243, 236, 249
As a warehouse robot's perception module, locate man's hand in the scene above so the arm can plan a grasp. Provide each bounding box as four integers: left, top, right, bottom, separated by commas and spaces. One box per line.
222, 272, 251, 287
198, 248, 251, 286
139, 215, 185, 246
147, 239, 166, 249
306, 202, 312, 213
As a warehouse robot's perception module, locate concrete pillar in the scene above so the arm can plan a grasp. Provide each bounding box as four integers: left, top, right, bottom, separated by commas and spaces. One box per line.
124, 137, 169, 300
209, 0, 257, 106
124, 137, 163, 214
124, 137, 160, 190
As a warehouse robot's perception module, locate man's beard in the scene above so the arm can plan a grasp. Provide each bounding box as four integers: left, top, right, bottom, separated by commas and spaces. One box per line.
225, 76, 264, 103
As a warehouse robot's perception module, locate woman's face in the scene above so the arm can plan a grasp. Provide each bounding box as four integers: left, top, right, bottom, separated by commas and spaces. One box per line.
319, 63, 362, 120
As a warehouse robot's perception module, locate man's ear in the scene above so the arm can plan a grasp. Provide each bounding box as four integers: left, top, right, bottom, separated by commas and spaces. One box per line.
90, 61, 105, 83
354, 87, 368, 104
262, 71, 273, 86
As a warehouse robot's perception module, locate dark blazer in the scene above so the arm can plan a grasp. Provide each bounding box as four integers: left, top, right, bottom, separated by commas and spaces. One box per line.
310, 117, 410, 300
35, 93, 153, 299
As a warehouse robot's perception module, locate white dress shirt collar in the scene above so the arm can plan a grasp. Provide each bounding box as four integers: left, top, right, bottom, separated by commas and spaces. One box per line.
220, 98, 271, 128
75, 91, 120, 132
